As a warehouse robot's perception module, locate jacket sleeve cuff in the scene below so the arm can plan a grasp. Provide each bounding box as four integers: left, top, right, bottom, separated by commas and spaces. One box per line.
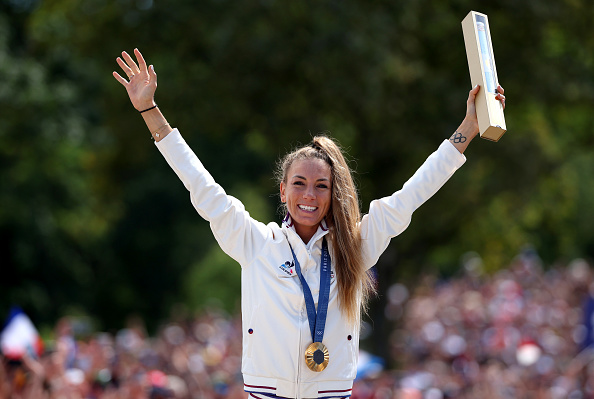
440, 139, 467, 169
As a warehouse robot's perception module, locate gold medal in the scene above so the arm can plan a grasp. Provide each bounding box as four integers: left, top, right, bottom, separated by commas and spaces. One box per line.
304, 342, 329, 372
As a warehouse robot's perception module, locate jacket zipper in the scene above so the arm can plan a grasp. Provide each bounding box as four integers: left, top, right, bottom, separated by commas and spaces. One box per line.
293, 232, 326, 399
297, 302, 303, 399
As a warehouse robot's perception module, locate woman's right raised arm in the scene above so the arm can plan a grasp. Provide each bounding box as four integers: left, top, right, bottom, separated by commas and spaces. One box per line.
113, 48, 173, 142
112, 49, 273, 266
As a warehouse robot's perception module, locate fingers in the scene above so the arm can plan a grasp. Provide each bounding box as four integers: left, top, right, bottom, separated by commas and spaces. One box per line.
496, 84, 506, 110
112, 71, 128, 86
467, 84, 505, 110
496, 94, 506, 110
495, 85, 506, 110
467, 85, 480, 104
114, 49, 148, 86
148, 64, 157, 83
116, 57, 134, 78
121, 51, 140, 74
134, 48, 148, 73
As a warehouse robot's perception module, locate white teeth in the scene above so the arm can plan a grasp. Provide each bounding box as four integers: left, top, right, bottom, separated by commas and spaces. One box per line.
298, 205, 317, 212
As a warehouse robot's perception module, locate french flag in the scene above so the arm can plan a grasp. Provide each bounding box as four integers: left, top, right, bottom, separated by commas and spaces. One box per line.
1, 307, 43, 359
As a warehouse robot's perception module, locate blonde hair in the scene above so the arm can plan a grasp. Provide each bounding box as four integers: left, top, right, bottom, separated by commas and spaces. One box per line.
277, 135, 376, 324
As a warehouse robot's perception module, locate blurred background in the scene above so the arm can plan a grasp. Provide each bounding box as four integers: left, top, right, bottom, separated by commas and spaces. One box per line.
2, 0, 594, 397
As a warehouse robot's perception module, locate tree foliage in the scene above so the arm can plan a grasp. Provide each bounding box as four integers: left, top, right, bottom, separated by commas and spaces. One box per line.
1, 0, 594, 334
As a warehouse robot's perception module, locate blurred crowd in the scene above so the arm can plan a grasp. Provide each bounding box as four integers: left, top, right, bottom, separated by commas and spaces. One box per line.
3, 250, 594, 399
363, 250, 594, 399
1, 310, 246, 399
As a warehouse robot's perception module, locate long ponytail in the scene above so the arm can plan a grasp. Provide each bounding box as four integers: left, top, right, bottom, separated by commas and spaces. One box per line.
277, 135, 376, 324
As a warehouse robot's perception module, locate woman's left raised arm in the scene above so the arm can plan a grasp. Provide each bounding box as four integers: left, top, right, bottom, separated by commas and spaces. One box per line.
359, 84, 505, 266
450, 84, 506, 153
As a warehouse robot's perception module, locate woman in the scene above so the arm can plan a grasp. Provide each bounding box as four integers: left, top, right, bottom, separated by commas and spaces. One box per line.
113, 49, 505, 399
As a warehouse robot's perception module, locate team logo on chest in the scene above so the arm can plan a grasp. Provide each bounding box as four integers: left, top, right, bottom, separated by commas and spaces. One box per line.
279, 261, 295, 276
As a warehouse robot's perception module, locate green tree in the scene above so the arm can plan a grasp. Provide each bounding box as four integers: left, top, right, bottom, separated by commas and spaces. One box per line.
0, 2, 117, 327
3, 0, 594, 338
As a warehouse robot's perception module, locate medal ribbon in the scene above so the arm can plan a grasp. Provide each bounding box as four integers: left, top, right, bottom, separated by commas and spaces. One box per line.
289, 237, 331, 344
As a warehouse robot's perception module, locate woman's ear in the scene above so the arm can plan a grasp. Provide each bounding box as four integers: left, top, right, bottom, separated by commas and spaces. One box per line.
280, 182, 286, 203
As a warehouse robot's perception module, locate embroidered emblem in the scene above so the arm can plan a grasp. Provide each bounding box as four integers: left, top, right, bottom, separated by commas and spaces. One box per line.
279, 261, 295, 276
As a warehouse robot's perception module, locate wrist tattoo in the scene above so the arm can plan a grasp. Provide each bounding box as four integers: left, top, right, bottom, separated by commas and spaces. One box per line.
450, 131, 467, 144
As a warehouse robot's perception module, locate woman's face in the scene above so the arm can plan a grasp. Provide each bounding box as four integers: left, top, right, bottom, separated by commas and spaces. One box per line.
280, 158, 332, 242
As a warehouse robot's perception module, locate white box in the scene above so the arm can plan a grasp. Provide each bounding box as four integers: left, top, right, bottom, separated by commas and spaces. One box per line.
462, 11, 506, 142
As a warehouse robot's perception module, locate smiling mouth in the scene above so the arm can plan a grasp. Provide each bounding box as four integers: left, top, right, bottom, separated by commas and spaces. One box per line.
298, 205, 318, 212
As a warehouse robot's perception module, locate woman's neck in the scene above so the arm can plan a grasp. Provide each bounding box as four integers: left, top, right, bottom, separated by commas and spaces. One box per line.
295, 224, 317, 244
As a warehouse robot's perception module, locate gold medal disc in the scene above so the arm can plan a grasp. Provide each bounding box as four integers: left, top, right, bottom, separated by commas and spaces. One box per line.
305, 342, 329, 372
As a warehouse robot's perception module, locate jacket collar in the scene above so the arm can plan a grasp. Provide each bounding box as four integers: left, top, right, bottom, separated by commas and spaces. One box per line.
281, 213, 330, 250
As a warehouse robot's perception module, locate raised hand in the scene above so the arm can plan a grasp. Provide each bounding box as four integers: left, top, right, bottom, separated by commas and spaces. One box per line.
467, 83, 506, 115
113, 48, 157, 112
449, 84, 506, 154
463, 83, 506, 134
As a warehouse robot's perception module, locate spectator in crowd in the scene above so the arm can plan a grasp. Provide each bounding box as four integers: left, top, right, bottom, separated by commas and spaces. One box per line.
3, 251, 594, 398
381, 251, 594, 398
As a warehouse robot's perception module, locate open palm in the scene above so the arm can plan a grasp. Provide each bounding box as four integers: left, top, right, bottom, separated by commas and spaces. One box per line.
113, 48, 157, 111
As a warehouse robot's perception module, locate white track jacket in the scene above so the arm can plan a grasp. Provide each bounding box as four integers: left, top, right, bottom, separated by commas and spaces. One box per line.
155, 129, 466, 398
